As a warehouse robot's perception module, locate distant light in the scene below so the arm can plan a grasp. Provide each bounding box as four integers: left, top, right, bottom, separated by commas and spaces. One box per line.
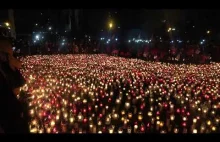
101, 38, 103, 40
160, 37, 161, 40
207, 30, 210, 34
65, 31, 67, 33
145, 40, 148, 43
62, 43, 64, 45
128, 40, 131, 43
34, 40, 36, 43
85, 35, 87, 37
133, 38, 135, 41
109, 22, 113, 29
108, 39, 110, 41
106, 41, 109, 44
172, 28, 175, 31
35, 35, 40, 39
168, 27, 172, 32
5, 22, 10, 27
171, 40, 174, 43
115, 38, 118, 41
203, 39, 205, 42
193, 26, 195, 28
41, 13, 43, 15
118, 27, 120, 29
149, 40, 151, 42
8, 27, 11, 30
74, 38, 76, 40
42, 36, 44, 39
200, 42, 203, 45
63, 39, 65, 42
36, 23, 38, 26
49, 27, 52, 30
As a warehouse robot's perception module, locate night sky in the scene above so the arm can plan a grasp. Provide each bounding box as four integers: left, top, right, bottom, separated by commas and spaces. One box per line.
1, 9, 220, 40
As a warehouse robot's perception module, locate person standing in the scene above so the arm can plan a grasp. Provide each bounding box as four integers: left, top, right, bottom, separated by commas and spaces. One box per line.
0, 36, 29, 133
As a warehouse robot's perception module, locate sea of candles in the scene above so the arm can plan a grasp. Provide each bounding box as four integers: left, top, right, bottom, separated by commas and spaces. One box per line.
18, 54, 220, 133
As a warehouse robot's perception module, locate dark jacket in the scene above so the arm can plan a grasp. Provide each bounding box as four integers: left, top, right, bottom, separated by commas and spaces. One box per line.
0, 52, 28, 133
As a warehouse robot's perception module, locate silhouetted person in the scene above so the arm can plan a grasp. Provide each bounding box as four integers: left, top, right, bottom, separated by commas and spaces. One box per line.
0, 37, 29, 133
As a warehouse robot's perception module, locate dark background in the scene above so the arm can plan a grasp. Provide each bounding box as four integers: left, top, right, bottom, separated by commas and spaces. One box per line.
1, 9, 220, 42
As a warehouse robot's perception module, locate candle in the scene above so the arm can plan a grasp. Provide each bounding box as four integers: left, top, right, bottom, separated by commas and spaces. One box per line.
147, 111, 152, 117
127, 126, 132, 133
174, 128, 179, 133
112, 113, 119, 120
30, 128, 38, 133
78, 113, 83, 122
89, 124, 93, 132
170, 115, 175, 121
138, 113, 143, 121
109, 127, 114, 134
92, 126, 97, 133
118, 128, 123, 134
128, 113, 132, 119
134, 124, 138, 133
50, 120, 55, 127
125, 102, 130, 109
193, 129, 197, 134
105, 117, 111, 125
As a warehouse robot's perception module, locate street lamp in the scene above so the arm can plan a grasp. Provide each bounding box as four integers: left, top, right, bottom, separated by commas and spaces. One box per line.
207, 30, 210, 34
109, 22, 113, 29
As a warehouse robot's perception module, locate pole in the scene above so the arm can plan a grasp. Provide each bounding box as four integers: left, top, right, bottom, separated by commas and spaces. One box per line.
8, 9, 16, 39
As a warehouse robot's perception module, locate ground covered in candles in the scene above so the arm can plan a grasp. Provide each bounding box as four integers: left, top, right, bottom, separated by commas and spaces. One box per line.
19, 54, 220, 133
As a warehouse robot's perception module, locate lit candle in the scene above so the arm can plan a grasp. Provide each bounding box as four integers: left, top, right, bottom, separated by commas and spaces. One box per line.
78, 113, 83, 122
138, 113, 143, 121
128, 113, 132, 119
193, 129, 197, 134
125, 102, 130, 110
174, 128, 179, 133
134, 124, 138, 133
118, 127, 123, 134
109, 127, 114, 134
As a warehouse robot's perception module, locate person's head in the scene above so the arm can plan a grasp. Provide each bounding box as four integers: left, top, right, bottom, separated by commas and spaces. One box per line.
0, 36, 13, 55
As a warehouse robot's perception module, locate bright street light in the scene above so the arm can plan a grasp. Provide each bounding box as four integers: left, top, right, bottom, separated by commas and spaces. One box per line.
109, 22, 113, 29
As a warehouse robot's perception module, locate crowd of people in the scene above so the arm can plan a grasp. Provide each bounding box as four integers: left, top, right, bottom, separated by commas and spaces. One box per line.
14, 38, 220, 65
